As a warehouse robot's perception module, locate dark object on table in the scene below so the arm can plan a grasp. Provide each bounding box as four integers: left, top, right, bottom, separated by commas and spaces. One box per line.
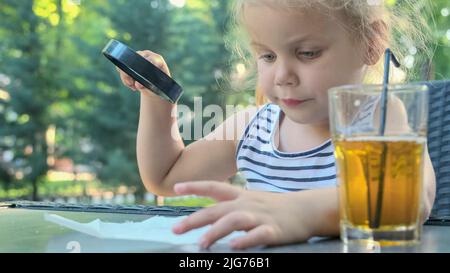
3, 200, 199, 216
102, 39, 183, 103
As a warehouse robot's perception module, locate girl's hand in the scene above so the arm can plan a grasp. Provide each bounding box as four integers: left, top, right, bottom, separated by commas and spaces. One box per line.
171, 181, 313, 250
116, 50, 171, 96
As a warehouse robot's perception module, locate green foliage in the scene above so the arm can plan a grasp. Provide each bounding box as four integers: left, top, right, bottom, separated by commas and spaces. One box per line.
164, 197, 215, 207
0, 0, 239, 200
0, 0, 448, 202
429, 0, 450, 79
0, 0, 51, 199
97, 149, 140, 189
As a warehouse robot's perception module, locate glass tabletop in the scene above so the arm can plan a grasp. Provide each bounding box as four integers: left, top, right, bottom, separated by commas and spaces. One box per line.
1, 201, 449, 253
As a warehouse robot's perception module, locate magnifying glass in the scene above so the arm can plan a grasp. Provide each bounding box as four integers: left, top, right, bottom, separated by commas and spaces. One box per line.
102, 39, 183, 104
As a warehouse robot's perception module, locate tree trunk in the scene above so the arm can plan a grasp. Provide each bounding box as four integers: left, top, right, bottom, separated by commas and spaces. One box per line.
32, 177, 39, 201
134, 185, 146, 204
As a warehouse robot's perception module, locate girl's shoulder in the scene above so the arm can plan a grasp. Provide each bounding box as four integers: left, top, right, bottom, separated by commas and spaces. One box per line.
203, 104, 259, 142
242, 102, 280, 125
249, 103, 280, 119
203, 103, 280, 143
232, 104, 266, 140
231, 103, 279, 140
252, 103, 281, 125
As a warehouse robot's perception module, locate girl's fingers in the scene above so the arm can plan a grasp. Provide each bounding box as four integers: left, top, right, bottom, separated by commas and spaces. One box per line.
134, 81, 144, 90
229, 224, 278, 250
199, 211, 257, 249
172, 201, 235, 234
116, 67, 136, 90
174, 181, 241, 202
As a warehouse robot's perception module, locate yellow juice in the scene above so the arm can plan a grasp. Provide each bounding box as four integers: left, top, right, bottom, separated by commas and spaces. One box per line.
335, 137, 424, 232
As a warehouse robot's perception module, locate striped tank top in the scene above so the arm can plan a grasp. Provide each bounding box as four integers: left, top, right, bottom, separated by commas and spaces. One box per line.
236, 103, 337, 192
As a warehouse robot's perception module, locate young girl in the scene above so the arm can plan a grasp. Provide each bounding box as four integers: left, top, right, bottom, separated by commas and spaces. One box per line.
117, 0, 436, 249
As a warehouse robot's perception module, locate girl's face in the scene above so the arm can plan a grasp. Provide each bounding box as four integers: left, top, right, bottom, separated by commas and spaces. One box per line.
244, 5, 367, 125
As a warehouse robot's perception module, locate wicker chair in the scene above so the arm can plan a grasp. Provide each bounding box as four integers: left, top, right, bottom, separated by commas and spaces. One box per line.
425, 80, 450, 218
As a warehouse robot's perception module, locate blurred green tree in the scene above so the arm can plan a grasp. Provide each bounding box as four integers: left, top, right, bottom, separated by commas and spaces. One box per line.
0, 0, 63, 200
0, 0, 448, 203
429, 0, 450, 79
84, 0, 173, 201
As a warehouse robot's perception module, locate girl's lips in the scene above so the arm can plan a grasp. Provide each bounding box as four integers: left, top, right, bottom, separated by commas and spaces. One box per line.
281, 98, 309, 107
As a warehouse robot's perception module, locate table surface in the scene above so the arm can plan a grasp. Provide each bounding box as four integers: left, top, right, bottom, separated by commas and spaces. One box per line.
1, 202, 449, 253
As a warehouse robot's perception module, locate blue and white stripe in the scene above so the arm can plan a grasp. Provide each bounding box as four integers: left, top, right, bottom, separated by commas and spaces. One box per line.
236, 103, 337, 192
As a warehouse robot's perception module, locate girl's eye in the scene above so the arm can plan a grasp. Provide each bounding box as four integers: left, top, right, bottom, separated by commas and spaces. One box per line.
260, 53, 276, 62
297, 50, 321, 60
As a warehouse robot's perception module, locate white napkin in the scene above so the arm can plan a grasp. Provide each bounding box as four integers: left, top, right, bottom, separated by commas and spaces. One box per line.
44, 213, 245, 245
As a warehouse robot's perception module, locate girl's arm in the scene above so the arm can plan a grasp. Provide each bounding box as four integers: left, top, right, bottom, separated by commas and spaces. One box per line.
118, 50, 258, 196
172, 169, 435, 249
137, 96, 256, 196
172, 182, 339, 249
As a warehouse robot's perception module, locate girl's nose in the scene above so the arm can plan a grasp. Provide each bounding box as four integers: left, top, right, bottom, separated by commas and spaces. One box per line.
275, 62, 299, 87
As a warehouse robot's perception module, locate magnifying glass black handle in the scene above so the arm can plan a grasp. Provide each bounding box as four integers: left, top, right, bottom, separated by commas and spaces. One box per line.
102, 39, 183, 104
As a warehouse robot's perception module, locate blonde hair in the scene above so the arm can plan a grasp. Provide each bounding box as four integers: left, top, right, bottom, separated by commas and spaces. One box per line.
227, 0, 434, 106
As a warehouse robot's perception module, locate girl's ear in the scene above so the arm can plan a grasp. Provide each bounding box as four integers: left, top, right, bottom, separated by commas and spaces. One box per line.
364, 20, 388, 65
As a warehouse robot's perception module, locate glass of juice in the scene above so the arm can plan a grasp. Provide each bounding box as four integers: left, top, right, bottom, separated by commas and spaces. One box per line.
328, 83, 429, 247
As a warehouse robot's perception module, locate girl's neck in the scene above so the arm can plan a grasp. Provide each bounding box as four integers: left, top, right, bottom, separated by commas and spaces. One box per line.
275, 112, 331, 153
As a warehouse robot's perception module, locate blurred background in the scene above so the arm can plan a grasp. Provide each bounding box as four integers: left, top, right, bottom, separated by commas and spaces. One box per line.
0, 0, 449, 206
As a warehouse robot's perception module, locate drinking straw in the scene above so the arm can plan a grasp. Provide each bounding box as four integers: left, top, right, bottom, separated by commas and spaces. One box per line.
372, 49, 401, 229
379, 49, 401, 135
